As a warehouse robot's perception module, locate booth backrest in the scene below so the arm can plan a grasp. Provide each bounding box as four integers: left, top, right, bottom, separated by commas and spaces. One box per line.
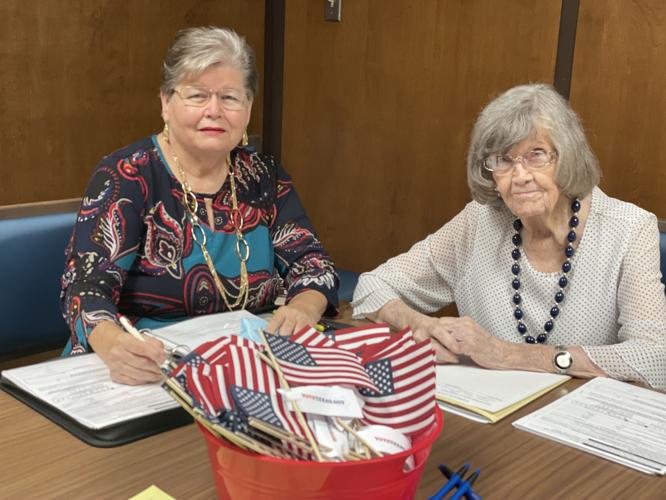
0, 200, 78, 359
337, 269, 360, 303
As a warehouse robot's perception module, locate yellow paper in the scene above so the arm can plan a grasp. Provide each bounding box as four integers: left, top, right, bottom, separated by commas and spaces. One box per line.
436, 365, 570, 423
128, 485, 176, 500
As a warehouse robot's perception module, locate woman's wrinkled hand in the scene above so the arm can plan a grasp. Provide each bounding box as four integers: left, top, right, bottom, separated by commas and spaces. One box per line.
411, 316, 462, 364
89, 320, 166, 385
434, 316, 505, 368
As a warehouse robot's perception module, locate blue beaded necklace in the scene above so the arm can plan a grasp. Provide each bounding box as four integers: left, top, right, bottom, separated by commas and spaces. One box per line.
511, 198, 580, 344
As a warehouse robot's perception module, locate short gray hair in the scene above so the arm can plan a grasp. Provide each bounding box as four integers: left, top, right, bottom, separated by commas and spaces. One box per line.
160, 26, 259, 100
467, 84, 600, 206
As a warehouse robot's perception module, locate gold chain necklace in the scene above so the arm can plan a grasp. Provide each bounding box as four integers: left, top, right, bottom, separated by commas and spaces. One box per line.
163, 133, 250, 310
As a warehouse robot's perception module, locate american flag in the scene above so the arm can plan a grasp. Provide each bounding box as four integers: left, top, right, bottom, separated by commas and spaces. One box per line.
185, 363, 233, 419
359, 339, 436, 437
170, 334, 257, 378
359, 327, 416, 363
224, 343, 309, 440
327, 323, 392, 352
264, 332, 379, 392
290, 325, 335, 347
188, 334, 257, 364
231, 384, 288, 431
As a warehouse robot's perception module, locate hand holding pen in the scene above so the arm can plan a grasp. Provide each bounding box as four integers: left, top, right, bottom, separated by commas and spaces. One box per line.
88, 315, 167, 385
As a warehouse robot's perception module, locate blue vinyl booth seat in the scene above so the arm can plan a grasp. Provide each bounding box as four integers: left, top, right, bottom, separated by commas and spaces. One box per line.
337, 269, 360, 303
1, 211, 76, 359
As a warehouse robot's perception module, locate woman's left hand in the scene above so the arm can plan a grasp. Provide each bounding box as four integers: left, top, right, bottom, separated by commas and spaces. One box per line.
266, 290, 328, 336
436, 316, 506, 369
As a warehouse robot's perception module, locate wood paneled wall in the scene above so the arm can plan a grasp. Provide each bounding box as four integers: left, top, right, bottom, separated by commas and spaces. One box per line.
282, 0, 562, 272
0, 0, 264, 206
570, 0, 666, 218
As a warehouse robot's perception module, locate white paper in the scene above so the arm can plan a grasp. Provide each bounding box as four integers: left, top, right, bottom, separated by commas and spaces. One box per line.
436, 401, 492, 424
307, 414, 349, 459
1, 354, 178, 429
147, 310, 264, 349
280, 386, 364, 418
513, 377, 666, 475
1, 310, 265, 430
436, 364, 569, 413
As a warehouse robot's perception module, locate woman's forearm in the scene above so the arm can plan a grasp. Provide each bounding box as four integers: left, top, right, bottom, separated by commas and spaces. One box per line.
493, 342, 608, 378
369, 299, 429, 330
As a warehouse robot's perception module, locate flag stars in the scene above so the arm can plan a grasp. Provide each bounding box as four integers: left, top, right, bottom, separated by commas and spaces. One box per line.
231, 385, 285, 430
360, 359, 394, 397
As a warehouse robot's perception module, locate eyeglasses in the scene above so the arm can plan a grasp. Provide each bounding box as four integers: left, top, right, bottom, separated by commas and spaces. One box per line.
172, 86, 248, 111
483, 148, 558, 175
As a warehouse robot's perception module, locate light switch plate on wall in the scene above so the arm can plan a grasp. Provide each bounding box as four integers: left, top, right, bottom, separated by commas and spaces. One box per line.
325, 0, 342, 22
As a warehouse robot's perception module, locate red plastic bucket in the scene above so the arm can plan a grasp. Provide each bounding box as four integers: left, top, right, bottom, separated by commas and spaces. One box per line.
198, 408, 443, 500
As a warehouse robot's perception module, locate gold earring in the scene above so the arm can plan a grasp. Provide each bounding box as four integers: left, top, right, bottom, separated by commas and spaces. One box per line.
241, 131, 249, 147
162, 122, 170, 143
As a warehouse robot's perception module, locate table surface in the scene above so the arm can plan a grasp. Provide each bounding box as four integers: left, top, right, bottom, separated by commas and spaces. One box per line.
2, 337, 664, 498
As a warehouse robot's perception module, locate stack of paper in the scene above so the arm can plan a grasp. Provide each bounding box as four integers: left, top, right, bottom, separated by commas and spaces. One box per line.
1, 310, 263, 431
513, 377, 666, 475
436, 364, 570, 423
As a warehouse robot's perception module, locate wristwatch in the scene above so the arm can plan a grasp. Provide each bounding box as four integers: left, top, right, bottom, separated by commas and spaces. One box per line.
553, 345, 573, 374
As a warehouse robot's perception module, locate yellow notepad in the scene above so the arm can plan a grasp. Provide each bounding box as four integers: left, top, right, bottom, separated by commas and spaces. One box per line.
129, 485, 176, 500
436, 365, 570, 424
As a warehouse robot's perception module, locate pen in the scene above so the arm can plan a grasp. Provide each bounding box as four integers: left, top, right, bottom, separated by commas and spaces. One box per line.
117, 314, 145, 342
428, 464, 469, 500
450, 469, 480, 500
317, 319, 353, 330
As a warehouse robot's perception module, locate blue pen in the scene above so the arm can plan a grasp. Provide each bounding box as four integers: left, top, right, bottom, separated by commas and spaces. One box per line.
450, 469, 481, 500
428, 464, 470, 500
436, 465, 482, 500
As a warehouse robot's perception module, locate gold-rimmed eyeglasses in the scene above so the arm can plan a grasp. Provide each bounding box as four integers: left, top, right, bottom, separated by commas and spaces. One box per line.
171, 86, 248, 111
483, 148, 558, 175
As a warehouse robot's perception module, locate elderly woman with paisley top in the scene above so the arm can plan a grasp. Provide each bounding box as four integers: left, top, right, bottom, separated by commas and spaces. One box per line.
60, 27, 338, 385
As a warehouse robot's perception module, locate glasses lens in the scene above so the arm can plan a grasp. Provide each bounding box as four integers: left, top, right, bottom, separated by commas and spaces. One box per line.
524, 149, 549, 168
486, 155, 514, 174
177, 87, 246, 110
218, 91, 246, 110
179, 87, 210, 106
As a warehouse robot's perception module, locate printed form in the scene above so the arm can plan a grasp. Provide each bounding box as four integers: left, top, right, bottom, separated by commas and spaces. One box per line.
1, 310, 263, 429
513, 377, 666, 475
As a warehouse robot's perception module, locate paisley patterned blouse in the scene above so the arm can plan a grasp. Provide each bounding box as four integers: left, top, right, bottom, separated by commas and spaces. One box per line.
60, 135, 339, 355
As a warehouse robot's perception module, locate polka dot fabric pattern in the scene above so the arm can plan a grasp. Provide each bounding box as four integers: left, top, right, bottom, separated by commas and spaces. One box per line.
353, 188, 666, 389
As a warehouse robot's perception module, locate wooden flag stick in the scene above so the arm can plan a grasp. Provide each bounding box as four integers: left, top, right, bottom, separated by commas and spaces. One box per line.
164, 380, 266, 453
257, 328, 324, 462
163, 377, 194, 406
248, 417, 333, 453
257, 351, 277, 369
335, 418, 384, 458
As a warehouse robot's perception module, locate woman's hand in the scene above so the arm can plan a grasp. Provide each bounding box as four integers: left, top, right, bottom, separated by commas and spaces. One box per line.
266, 290, 328, 336
89, 320, 167, 385
411, 316, 462, 364
435, 316, 506, 368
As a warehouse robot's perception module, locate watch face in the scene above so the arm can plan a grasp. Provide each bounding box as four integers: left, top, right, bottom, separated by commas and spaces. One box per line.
555, 351, 573, 369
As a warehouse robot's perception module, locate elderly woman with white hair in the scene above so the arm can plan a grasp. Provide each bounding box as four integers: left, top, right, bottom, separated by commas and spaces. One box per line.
61, 27, 338, 384
352, 84, 666, 389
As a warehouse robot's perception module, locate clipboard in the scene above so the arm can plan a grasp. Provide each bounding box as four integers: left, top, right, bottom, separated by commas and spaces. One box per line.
0, 376, 192, 447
